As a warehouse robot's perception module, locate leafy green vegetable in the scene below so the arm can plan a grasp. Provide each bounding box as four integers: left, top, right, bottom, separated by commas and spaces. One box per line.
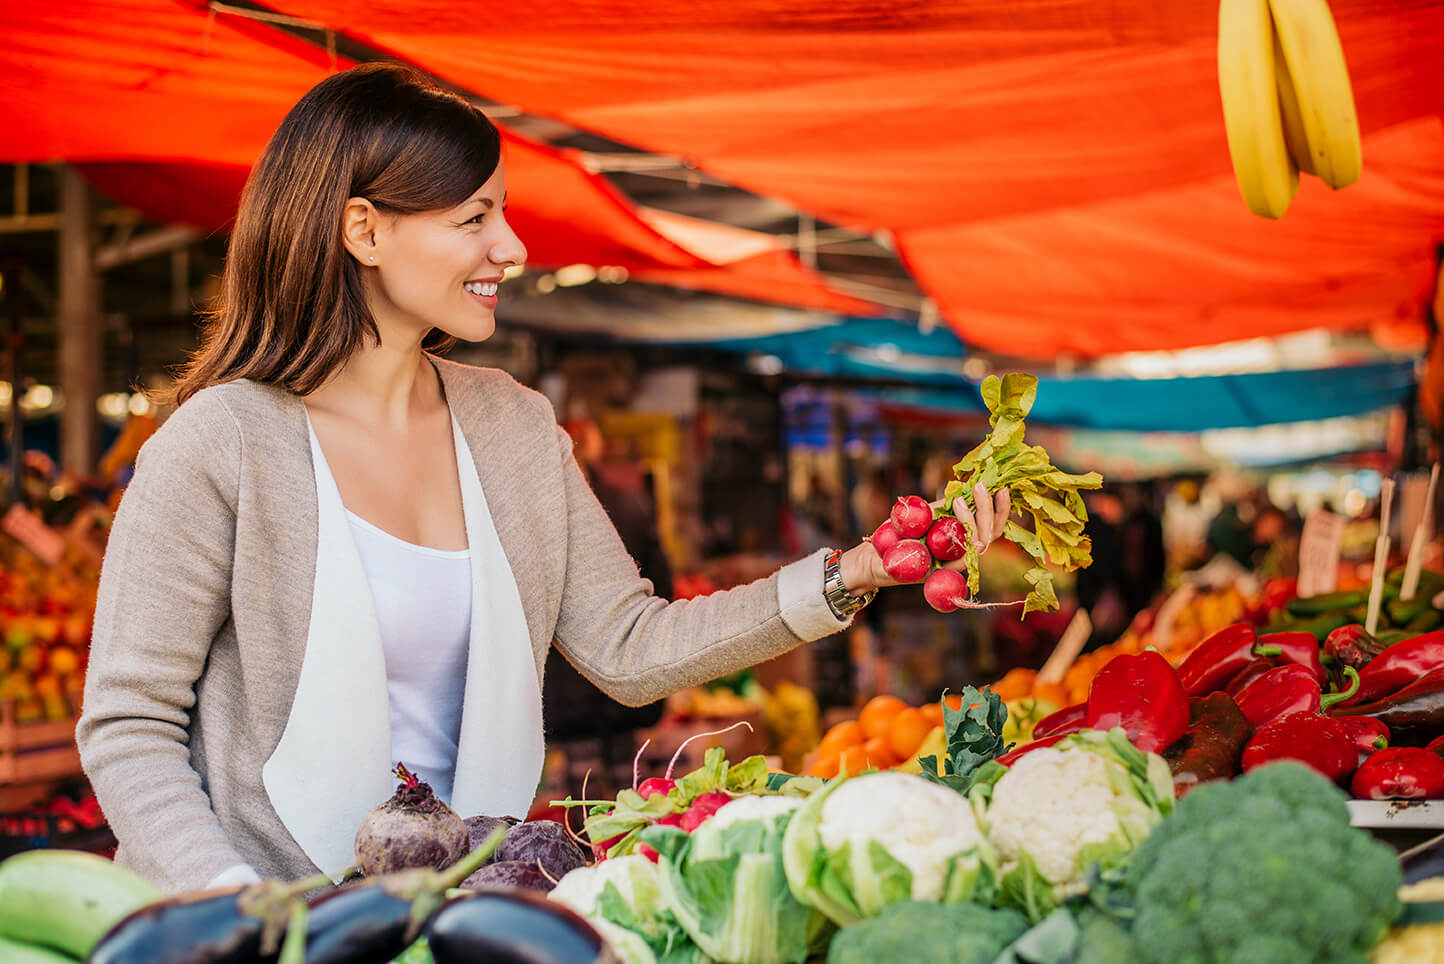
825, 901, 1029, 964
1121, 762, 1402, 963
942, 372, 1102, 616
547, 855, 709, 964
641, 797, 831, 964
916, 685, 1014, 795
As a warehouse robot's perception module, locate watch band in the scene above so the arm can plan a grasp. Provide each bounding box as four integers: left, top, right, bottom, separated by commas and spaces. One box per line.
823, 548, 876, 619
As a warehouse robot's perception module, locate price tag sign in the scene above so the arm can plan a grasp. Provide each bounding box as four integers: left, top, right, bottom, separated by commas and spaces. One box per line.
1297, 509, 1344, 598
2, 504, 66, 566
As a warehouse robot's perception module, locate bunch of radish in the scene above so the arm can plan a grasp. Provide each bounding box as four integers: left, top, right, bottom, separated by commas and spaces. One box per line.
871, 496, 973, 613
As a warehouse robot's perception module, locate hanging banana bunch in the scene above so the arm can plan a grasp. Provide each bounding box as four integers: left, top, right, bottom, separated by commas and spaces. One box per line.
1217, 0, 1362, 219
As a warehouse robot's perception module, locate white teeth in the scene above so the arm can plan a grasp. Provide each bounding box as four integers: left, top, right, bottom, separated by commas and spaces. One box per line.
464, 281, 499, 296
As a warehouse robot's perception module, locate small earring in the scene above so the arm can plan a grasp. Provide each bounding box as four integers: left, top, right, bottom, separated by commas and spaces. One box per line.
368, 255, 375, 262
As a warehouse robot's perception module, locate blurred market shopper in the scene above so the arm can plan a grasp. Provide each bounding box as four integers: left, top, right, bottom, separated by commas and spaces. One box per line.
74, 63, 1011, 894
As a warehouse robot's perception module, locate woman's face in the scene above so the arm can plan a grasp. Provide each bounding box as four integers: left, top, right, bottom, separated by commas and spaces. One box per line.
367, 160, 526, 344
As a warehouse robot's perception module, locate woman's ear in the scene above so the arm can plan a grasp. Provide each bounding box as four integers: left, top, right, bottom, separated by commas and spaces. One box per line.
341, 197, 380, 266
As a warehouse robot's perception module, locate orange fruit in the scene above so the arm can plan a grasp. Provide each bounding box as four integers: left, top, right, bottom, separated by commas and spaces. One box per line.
819, 719, 864, 754
838, 744, 871, 776
920, 702, 945, 727
942, 692, 964, 711
991, 667, 1037, 700
1033, 681, 1069, 708
859, 694, 907, 741
861, 737, 897, 770
807, 748, 841, 779
887, 707, 932, 761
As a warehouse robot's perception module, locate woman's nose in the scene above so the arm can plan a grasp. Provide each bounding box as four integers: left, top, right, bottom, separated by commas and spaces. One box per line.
491, 222, 527, 269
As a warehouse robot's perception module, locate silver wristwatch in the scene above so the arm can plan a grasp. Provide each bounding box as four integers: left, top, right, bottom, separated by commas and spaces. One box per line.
823, 548, 876, 619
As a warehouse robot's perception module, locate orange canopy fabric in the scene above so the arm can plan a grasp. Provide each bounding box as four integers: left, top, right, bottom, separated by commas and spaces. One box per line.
262, 0, 1444, 356
1, 0, 876, 316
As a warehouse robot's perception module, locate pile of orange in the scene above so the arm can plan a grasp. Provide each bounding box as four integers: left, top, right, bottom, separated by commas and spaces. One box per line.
804, 693, 957, 778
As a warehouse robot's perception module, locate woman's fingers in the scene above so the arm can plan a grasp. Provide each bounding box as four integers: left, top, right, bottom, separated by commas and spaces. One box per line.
993, 487, 1011, 541
972, 481, 994, 552
952, 494, 979, 551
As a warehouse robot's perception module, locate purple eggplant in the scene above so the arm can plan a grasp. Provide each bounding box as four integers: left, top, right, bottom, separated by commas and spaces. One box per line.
89, 876, 325, 964
427, 891, 608, 964
302, 826, 506, 964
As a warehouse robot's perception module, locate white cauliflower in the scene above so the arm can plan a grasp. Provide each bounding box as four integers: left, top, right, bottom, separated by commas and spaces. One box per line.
818, 772, 984, 901
980, 729, 1174, 917
707, 794, 801, 834
782, 770, 996, 925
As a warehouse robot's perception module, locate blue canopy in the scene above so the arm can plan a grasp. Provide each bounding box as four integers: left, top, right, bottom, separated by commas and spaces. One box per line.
685, 318, 1416, 433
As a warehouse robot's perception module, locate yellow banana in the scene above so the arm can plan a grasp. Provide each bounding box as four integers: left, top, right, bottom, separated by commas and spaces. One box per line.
1273, 28, 1317, 177
1218, 0, 1294, 218
1267, 0, 1361, 189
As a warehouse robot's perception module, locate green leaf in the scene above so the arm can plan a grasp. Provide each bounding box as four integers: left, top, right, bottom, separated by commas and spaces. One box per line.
725, 755, 769, 794
998, 372, 1039, 419
1023, 568, 1058, 617
676, 746, 729, 802
999, 851, 1060, 925
993, 906, 1079, 963
1004, 520, 1047, 566
980, 374, 1003, 414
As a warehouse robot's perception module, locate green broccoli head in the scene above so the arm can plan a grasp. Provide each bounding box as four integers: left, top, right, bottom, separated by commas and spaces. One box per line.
826, 901, 1029, 964
1125, 762, 1401, 964
1071, 906, 1142, 964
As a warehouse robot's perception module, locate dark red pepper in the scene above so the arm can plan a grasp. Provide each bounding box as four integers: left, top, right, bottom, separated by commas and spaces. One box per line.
1334, 716, 1390, 762
1176, 623, 1258, 697
1233, 664, 1359, 729
1252, 577, 1297, 624
1256, 631, 1326, 687
1162, 692, 1253, 796
1331, 666, 1444, 733
1032, 703, 1087, 740
1323, 624, 1389, 670
1085, 650, 1189, 754
996, 732, 1069, 767
1241, 711, 1357, 784
1427, 734, 1444, 757
1350, 747, 1444, 800
1223, 655, 1280, 698
1337, 630, 1444, 708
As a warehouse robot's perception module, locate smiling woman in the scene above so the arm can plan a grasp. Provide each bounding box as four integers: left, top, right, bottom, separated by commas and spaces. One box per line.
74, 62, 1011, 895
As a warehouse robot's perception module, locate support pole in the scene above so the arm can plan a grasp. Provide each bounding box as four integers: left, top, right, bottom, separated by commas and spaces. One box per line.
58, 166, 101, 476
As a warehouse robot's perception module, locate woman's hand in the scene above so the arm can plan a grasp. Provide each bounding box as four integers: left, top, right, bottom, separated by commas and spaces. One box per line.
838, 482, 1012, 595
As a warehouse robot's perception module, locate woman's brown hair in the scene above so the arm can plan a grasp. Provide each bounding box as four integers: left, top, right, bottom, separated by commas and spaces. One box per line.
168, 63, 502, 405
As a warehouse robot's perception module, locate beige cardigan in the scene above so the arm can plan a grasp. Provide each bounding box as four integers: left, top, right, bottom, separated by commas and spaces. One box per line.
77, 357, 848, 893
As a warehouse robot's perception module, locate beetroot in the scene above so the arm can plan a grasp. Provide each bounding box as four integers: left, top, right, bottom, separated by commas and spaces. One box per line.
890, 495, 934, 539
355, 764, 470, 876
870, 519, 902, 558
463, 814, 519, 855
924, 568, 970, 613
495, 820, 587, 879
882, 539, 932, 583
926, 516, 968, 562
460, 859, 557, 893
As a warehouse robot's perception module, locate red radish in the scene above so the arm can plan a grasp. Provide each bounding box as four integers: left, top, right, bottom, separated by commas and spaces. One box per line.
636, 777, 676, 799
680, 790, 732, 832
924, 568, 970, 613
354, 763, 470, 875
590, 832, 623, 863
870, 519, 902, 558
926, 516, 968, 562
882, 539, 932, 583
639, 812, 686, 862
890, 496, 934, 539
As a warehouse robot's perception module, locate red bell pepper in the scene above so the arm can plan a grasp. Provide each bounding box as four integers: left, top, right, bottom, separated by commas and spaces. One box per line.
996, 732, 1069, 767
1253, 577, 1297, 624
1176, 623, 1259, 697
1350, 747, 1444, 800
1337, 630, 1444, 708
1256, 630, 1326, 687
1331, 666, 1444, 733
1085, 650, 1189, 754
1162, 692, 1253, 796
1233, 664, 1359, 729
1333, 715, 1390, 762
1032, 702, 1087, 740
1223, 655, 1280, 698
1323, 624, 1389, 671
1426, 734, 1444, 757
1241, 711, 1358, 783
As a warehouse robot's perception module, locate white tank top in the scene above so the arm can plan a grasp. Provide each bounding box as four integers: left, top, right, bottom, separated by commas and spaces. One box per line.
346, 511, 472, 805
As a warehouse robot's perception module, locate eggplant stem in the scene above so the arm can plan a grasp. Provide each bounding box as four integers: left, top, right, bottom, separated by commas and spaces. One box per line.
277, 900, 308, 964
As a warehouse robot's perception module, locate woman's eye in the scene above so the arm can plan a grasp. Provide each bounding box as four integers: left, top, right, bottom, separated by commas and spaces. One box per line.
465, 213, 486, 225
